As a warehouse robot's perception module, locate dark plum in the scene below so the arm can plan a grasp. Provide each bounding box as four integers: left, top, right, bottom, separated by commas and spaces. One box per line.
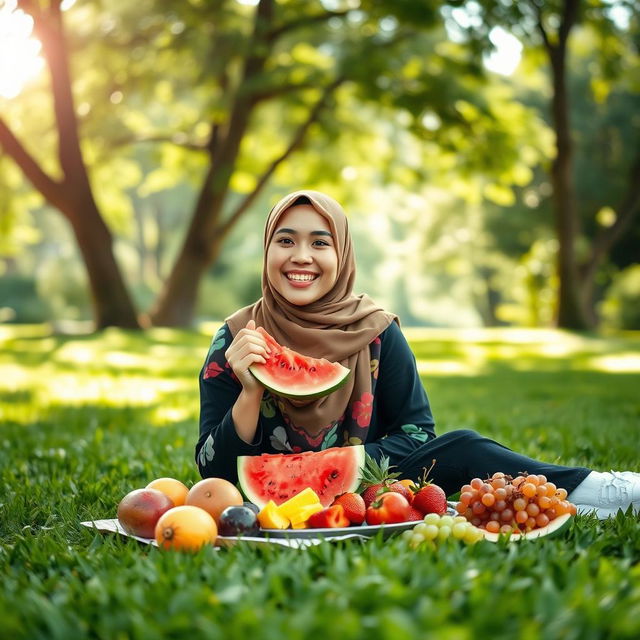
243, 501, 260, 515
218, 505, 260, 537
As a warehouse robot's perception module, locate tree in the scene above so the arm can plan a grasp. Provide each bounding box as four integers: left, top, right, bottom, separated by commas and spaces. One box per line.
0, 0, 139, 328
1, 0, 441, 327
446, 0, 640, 329
1, 0, 552, 328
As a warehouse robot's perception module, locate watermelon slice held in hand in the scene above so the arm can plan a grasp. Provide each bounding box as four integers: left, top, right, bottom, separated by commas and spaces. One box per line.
249, 327, 350, 400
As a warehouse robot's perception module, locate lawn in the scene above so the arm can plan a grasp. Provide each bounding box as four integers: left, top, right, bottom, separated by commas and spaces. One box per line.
1, 324, 639, 639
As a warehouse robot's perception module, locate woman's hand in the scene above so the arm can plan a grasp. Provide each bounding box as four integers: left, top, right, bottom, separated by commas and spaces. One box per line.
224, 320, 270, 394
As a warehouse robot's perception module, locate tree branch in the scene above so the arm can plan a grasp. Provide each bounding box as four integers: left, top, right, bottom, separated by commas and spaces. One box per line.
16, 0, 44, 18
267, 10, 351, 42
559, 0, 581, 47
209, 0, 275, 169
21, 0, 90, 190
528, 0, 553, 52
206, 68, 231, 156
218, 76, 345, 239
0, 117, 66, 211
253, 81, 319, 103
110, 133, 208, 152
584, 147, 640, 276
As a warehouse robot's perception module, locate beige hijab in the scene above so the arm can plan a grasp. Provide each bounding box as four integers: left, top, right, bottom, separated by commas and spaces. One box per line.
226, 190, 397, 433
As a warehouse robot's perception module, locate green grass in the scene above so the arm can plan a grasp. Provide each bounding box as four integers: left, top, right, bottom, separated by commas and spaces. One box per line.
1, 324, 639, 639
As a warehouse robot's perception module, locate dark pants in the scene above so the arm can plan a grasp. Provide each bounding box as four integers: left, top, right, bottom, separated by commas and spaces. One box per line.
399, 429, 591, 496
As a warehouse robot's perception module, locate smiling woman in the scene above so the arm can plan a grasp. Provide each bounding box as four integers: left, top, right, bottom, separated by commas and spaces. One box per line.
196, 189, 640, 522
0, 3, 45, 99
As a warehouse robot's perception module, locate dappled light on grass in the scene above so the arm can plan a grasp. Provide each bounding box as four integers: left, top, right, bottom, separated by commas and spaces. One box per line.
1, 324, 639, 639
150, 406, 192, 426
0, 363, 31, 390
586, 353, 640, 373
44, 374, 189, 407
0, 326, 207, 423
416, 359, 480, 376
405, 327, 640, 375
55, 342, 94, 365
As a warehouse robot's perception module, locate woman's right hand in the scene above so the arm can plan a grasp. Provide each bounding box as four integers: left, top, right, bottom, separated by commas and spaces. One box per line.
224, 320, 270, 394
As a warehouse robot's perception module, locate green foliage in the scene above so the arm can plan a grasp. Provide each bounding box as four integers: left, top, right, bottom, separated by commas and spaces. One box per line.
600, 264, 640, 330
0, 275, 48, 323
1, 0, 566, 328
1, 326, 640, 638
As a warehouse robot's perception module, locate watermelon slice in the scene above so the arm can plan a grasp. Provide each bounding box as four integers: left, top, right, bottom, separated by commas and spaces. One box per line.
238, 446, 365, 508
249, 327, 350, 400
479, 513, 573, 542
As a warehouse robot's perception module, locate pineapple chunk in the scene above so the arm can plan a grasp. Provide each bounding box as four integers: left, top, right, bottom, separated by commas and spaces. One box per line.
258, 500, 290, 529
289, 503, 323, 528
276, 488, 321, 521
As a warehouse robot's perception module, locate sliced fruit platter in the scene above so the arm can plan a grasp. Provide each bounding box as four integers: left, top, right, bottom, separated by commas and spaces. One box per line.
111, 445, 578, 552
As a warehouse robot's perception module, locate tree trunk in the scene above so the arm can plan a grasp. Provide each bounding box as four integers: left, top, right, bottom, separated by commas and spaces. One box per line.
149, 0, 273, 327
148, 184, 226, 326
549, 81, 589, 328
148, 153, 238, 326
145, 241, 216, 327
545, 2, 592, 330
64, 194, 141, 329
6, 0, 141, 330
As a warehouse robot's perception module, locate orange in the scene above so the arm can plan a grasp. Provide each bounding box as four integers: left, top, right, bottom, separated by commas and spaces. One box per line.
185, 477, 243, 525
155, 505, 217, 551
146, 477, 189, 507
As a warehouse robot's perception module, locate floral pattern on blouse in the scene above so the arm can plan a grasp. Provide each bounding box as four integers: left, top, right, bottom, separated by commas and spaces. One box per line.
401, 423, 429, 443
352, 392, 374, 428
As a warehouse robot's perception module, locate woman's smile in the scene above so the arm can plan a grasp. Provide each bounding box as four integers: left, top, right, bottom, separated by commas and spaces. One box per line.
266, 204, 338, 305
284, 270, 319, 287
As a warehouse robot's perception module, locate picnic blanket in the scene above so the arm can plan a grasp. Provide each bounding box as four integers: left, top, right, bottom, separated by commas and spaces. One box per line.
81, 519, 370, 549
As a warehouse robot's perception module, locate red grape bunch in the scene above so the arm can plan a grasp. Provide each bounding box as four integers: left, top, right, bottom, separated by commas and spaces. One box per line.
455, 472, 578, 535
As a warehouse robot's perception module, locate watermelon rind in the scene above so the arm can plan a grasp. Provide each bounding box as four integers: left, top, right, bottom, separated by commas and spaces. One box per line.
237, 445, 365, 509
480, 513, 573, 543
248, 327, 351, 400
249, 362, 350, 400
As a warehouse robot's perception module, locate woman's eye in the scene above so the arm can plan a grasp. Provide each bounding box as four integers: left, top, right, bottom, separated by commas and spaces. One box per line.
313, 240, 330, 247
277, 238, 293, 245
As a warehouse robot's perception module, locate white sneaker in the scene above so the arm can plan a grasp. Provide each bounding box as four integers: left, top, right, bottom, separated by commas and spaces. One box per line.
572, 471, 640, 519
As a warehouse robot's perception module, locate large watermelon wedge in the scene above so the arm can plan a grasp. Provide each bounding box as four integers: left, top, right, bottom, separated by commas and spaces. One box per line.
238, 445, 365, 508
249, 327, 350, 400
479, 513, 573, 542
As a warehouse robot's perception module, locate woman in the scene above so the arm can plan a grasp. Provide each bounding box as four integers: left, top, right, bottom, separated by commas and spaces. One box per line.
196, 190, 639, 519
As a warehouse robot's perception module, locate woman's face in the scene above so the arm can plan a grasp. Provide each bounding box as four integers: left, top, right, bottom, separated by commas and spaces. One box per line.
266, 204, 338, 306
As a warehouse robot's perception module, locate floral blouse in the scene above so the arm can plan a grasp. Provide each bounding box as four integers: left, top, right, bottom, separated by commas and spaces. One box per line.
196, 321, 436, 484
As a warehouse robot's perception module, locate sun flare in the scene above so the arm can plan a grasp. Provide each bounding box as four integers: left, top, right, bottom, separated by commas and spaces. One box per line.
0, 2, 46, 99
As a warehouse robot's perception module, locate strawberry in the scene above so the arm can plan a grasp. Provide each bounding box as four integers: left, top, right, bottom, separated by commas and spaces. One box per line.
412, 484, 447, 515
307, 504, 350, 529
360, 483, 384, 509
358, 454, 402, 508
411, 459, 447, 515
332, 492, 366, 525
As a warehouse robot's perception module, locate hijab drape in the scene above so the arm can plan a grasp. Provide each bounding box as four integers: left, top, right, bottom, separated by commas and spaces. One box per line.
226, 190, 397, 433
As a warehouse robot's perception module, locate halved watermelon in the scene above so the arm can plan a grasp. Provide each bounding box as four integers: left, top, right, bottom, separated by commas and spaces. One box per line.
249, 327, 350, 400
480, 513, 573, 543
238, 445, 365, 508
